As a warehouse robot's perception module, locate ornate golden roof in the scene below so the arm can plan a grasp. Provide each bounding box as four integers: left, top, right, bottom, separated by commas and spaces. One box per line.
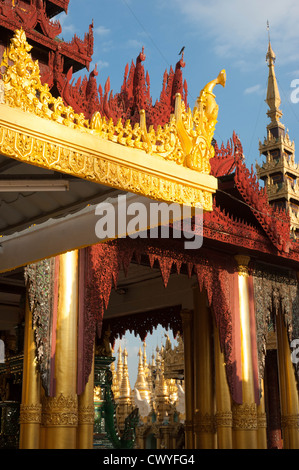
0, 29, 222, 210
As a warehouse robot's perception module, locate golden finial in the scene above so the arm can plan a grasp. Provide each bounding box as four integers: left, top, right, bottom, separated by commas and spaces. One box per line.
134, 347, 151, 402
116, 344, 123, 386
154, 357, 169, 400
265, 23, 283, 126
143, 341, 147, 367
143, 341, 150, 380
119, 348, 132, 401
266, 21, 276, 66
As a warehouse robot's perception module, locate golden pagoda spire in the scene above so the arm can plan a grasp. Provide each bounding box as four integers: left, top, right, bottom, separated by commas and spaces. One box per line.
134, 347, 151, 402
119, 348, 132, 401
257, 23, 299, 237
154, 355, 170, 410
116, 344, 123, 387
265, 22, 283, 128
153, 356, 175, 427
116, 348, 133, 433
110, 359, 120, 400
143, 341, 149, 378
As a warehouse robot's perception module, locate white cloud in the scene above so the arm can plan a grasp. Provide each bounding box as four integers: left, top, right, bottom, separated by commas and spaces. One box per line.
287, 70, 299, 77
62, 24, 76, 35
56, 12, 75, 38
126, 39, 144, 50
173, 0, 299, 65
244, 84, 263, 95
94, 25, 111, 36
101, 40, 114, 54
96, 60, 109, 70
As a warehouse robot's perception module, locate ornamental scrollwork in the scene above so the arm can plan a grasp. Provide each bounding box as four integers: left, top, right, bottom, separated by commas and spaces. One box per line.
175, 69, 226, 173
41, 393, 78, 427
3, 29, 89, 130
281, 414, 299, 430
24, 258, 57, 397
232, 403, 258, 430
252, 263, 299, 385
19, 404, 42, 424
78, 405, 95, 425
215, 411, 233, 428
0, 125, 213, 209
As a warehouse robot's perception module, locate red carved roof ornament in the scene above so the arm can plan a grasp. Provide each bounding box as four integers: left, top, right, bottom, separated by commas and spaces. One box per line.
0, 2, 188, 127
56, 44, 189, 127
210, 137, 239, 177
211, 132, 292, 253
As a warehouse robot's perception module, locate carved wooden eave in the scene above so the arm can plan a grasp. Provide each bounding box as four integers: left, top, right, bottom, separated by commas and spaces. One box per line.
0, 1, 91, 71
0, 29, 219, 211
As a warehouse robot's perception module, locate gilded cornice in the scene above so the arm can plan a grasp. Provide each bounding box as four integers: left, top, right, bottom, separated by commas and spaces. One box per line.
0, 29, 220, 209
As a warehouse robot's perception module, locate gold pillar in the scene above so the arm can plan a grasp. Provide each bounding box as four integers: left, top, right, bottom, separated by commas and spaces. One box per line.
193, 288, 216, 449
42, 250, 79, 449
276, 310, 299, 448
214, 320, 233, 449
232, 255, 258, 449
77, 356, 95, 449
19, 295, 41, 449
180, 309, 194, 449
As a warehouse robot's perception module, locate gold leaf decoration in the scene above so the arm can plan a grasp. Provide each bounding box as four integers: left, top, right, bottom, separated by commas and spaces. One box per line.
2, 29, 225, 175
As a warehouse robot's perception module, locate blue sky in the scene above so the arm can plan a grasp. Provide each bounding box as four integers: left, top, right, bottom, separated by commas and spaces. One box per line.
58, 0, 299, 170
57, 1, 299, 385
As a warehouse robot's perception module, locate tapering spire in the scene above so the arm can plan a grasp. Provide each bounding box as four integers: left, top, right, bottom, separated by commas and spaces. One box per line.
110, 360, 120, 400
143, 341, 149, 380
265, 23, 284, 131
119, 348, 132, 401
154, 355, 169, 401
134, 347, 151, 402
116, 345, 123, 387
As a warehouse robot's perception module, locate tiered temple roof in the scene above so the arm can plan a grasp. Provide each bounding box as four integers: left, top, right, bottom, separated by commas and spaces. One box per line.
0, 0, 94, 94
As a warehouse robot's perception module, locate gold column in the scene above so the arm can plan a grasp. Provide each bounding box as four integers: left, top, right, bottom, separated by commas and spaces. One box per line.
42, 250, 79, 449
214, 320, 233, 449
77, 356, 95, 449
233, 255, 258, 449
180, 309, 194, 449
193, 288, 216, 449
276, 310, 299, 448
19, 295, 41, 449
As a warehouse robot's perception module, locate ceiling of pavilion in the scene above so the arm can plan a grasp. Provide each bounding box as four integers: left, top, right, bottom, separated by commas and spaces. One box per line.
0, 154, 122, 237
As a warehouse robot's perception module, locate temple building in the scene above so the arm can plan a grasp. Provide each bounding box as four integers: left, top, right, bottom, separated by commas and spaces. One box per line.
1, 0, 299, 451
256, 39, 299, 237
